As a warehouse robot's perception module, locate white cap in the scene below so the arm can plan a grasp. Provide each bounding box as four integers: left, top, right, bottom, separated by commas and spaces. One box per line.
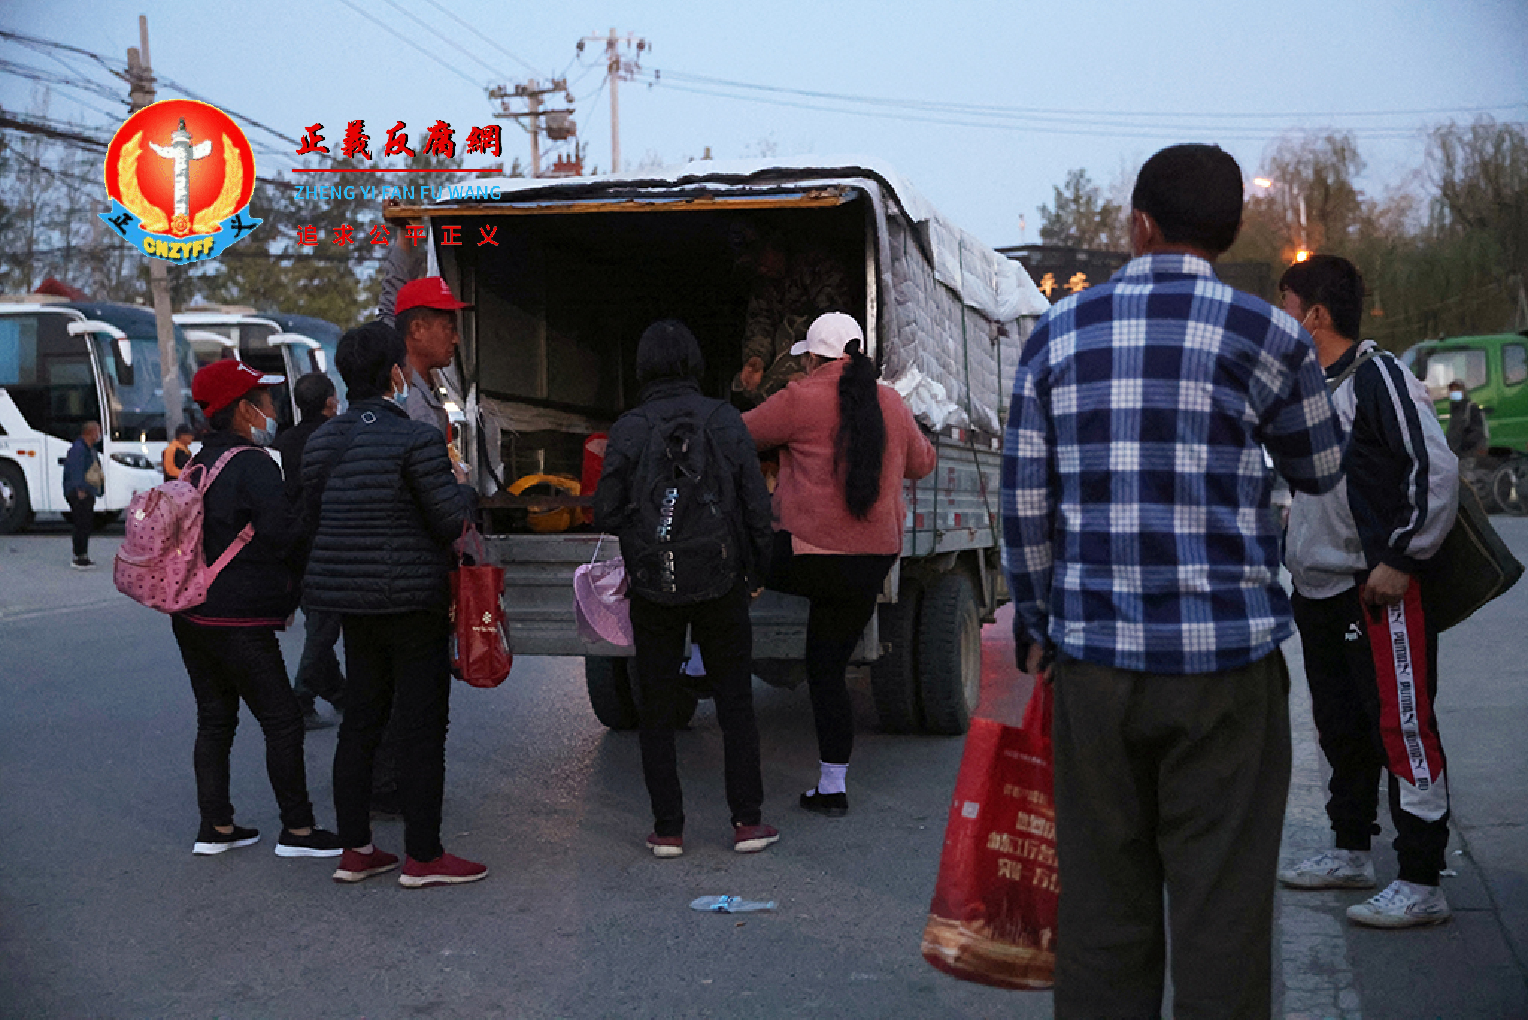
790, 311, 863, 359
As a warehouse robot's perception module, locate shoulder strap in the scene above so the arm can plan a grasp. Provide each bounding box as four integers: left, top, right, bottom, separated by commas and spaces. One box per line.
1326, 345, 1380, 394
197, 445, 266, 494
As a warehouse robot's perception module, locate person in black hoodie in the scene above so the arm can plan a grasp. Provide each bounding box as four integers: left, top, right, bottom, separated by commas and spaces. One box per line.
593, 319, 778, 858
174, 360, 342, 859
275, 371, 344, 729
302, 320, 483, 888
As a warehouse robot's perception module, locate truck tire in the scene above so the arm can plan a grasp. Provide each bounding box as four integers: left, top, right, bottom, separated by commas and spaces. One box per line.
585, 656, 639, 730
870, 579, 923, 733
1491, 460, 1528, 516
0, 462, 34, 534
917, 572, 981, 736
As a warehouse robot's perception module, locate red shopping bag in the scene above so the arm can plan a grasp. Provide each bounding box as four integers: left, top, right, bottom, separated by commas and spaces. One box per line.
449, 525, 513, 688
921, 681, 1057, 989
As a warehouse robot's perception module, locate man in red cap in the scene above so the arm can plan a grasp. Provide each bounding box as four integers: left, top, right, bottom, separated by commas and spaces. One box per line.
394, 276, 470, 439
170, 359, 344, 859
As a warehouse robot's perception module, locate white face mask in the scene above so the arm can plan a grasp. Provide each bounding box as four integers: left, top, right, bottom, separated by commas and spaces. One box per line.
1449, 391, 1464, 402
249, 410, 278, 447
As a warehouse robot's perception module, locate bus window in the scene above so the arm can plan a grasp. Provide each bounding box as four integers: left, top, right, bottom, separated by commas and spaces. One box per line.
0, 313, 100, 441
88, 331, 200, 442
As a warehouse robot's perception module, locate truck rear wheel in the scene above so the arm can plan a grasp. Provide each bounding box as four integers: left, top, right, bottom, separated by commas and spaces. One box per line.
0, 462, 33, 534
1491, 460, 1528, 515
917, 572, 980, 735
870, 579, 923, 733
585, 656, 639, 730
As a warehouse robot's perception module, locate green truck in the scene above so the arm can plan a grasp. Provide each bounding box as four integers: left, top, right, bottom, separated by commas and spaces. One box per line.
1407, 330, 1528, 511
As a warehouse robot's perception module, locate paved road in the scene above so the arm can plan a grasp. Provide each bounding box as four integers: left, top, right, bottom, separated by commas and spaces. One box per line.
2, 517, 1526, 1018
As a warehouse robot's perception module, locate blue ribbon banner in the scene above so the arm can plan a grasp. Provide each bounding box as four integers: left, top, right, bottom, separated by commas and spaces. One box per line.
98, 199, 263, 265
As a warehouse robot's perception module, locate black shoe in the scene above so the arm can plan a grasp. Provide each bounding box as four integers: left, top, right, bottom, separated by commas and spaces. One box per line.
302, 705, 333, 731
71, 557, 95, 571
193, 822, 260, 855
275, 827, 344, 858
799, 789, 848, 817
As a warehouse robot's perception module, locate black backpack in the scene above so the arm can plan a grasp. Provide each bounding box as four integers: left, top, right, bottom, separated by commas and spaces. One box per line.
621, 401, 740, 605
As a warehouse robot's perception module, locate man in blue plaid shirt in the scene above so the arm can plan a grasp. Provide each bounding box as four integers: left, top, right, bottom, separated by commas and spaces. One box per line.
1002, 144, 1345, 1020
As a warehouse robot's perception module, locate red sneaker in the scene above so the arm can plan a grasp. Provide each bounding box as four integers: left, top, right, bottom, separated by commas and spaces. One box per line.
733, 823, 780, 854
398, 852, 488, 888
646, 834, 684, 858
332, 846, 400, 884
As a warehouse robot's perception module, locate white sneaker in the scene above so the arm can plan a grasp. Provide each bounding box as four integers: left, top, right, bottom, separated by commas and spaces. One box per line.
1278, 849, 1377, 889
1346, 879, 1451, 928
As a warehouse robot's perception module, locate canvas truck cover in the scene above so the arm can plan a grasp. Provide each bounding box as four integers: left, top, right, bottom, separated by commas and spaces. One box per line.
406, 156, 1050, 434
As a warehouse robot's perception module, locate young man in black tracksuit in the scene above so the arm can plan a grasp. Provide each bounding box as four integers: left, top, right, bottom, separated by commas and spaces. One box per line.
1277, 256, 1460, 928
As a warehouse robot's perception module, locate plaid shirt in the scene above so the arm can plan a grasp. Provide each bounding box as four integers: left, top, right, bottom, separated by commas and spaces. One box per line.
1002, 254, 1345, 674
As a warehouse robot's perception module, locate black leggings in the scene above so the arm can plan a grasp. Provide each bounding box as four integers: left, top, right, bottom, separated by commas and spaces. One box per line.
768, 536, 895, 764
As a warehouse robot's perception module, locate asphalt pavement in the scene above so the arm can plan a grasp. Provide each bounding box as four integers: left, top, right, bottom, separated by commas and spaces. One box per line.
2, 516, 1526, 1019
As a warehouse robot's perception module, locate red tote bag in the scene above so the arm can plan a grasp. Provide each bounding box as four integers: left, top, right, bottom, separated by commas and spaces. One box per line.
449, 524, 513, 688
921, 680, 1058, 990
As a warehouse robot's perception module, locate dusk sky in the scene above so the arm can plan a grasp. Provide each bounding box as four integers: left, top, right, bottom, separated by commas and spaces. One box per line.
4, 0, 1526, 247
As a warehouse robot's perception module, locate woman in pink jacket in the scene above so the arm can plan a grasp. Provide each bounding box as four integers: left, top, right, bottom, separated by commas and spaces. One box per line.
743, 312, 936, 815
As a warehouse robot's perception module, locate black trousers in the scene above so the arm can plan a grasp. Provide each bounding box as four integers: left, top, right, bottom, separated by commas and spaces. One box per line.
767, 541, 895, 764
1292, 582, 1450, 885
67, 491, 94, 557
334, 611, 452, 861
629, 583, 762, 838
293, 609, 345, 710
171, 617, 316, 832
1050, 651, 1291, 1020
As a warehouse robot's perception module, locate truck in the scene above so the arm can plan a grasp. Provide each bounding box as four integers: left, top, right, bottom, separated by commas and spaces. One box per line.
382, 158, 1049, 735
1408, 330, 1528, 512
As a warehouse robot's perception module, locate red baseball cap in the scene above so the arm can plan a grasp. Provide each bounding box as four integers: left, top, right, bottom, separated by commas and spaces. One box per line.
395, 276, 472, 316
192, 360, 283, 415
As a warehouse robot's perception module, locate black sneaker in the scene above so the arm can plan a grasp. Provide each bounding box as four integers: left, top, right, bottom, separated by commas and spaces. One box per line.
275, 827, 344, 858
193, 822, 260, 855
71, 557, 95, 571
800, 788, 848, 817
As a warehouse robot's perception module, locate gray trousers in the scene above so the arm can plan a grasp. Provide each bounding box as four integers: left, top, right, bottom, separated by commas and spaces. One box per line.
1051, 651, 1291, 1020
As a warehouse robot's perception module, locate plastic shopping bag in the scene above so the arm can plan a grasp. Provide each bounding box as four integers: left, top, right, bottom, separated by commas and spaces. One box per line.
449, 524, 512, 688
921, 677, 1058, 989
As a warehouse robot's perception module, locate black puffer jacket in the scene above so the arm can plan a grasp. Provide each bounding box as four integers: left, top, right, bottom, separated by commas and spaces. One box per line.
180, 431, 305, 625
301, 398, 474, 614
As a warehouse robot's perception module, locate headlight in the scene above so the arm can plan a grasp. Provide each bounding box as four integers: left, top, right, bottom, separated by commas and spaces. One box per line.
110, 452, 156, 471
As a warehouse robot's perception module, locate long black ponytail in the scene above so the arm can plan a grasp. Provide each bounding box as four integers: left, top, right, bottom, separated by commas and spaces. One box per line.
835, 340, 885, 520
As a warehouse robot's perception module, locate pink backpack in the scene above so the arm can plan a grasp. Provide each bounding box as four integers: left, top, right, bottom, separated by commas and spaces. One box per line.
113, 446, 262, 613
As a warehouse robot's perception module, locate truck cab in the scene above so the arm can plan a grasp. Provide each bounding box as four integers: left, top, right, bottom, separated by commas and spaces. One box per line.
1410, 332, 1528, 457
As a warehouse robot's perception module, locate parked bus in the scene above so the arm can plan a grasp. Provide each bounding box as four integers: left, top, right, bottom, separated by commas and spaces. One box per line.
0, 297, 200, 533
173, 307, 344, 427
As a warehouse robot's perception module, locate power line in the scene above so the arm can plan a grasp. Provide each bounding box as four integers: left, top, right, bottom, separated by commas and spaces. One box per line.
647, 78, 1438, 142
415, 0, 544, 77
656, 68, 1528, 123
377, 0, 509, 82
332, 0, 487, 91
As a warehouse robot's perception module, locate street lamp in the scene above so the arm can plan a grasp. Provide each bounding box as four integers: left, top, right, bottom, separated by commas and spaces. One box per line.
1251, 176, 1309, 263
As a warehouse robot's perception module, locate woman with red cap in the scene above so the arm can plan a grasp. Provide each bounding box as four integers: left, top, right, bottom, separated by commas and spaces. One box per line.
172, 359, 343, 859
743, 312, 936, 816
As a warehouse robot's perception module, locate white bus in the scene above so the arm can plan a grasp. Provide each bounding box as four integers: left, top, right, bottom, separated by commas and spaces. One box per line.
0, 298, 200, 533
173, 308, 343, 429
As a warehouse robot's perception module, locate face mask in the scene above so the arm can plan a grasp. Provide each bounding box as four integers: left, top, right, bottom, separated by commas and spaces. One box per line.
249, 411, 277, 447
391, 382, 409, 408
1449, 391, 1464, 402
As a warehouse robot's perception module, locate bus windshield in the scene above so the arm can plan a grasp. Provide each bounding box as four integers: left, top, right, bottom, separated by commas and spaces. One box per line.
90, 332, 202, 442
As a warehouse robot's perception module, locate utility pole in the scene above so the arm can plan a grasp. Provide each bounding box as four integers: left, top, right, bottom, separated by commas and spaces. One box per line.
578, 29, 646, 174
126, 15, 182, 433
488, 79, 575, 177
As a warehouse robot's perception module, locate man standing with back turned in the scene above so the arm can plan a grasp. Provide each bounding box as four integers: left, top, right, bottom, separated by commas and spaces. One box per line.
1003, 144, 1346, 1019
1276, 255, 1459, 928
